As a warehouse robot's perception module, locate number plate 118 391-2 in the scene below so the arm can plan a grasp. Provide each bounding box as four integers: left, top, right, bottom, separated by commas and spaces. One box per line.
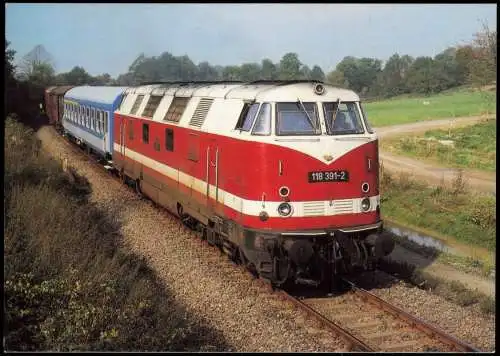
308, 170, 349, 183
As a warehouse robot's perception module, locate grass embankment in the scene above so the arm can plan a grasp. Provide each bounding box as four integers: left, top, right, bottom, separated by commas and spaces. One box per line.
365, 88, 496, 127
380, 166, 496, 254
4, 117, 227, 351
381, 119, 496, 172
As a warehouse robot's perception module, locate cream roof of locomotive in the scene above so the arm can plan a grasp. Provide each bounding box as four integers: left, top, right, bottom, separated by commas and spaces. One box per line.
66, 86, 128, 104
129, 82, 360, 102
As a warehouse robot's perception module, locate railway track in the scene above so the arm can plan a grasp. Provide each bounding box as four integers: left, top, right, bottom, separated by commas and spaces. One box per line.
279, 279, 482, 352
54, 128, 482, 353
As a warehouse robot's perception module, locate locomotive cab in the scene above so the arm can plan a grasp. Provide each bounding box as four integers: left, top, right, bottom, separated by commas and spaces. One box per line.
232, 88, 394, 286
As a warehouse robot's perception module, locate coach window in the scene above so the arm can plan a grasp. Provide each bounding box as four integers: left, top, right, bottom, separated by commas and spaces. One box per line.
99, 111, 104, 133
252, 103, 272, 136
96, 111, 101, 133
143, 95, 162, 118
235, 102, 260, 131
130, 95, 144, 116
104, 112, 109, 133
165, 128, 174, 151
91, 108, 96, 131
164, 97, 189, 122
86, 107, 90, 128
142, 123, 149, 144
80, 107, 84, 126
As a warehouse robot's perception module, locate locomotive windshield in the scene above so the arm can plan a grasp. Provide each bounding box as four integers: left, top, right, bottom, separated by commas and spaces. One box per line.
276, 102, 321, 136
323, 102, 365, 135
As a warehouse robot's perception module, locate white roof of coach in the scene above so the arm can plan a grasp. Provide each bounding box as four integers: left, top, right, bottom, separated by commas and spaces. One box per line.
128, 81, 360, 102
66, 86, 128, 104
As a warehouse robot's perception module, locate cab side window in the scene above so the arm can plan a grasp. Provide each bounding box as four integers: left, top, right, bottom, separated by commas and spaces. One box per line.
235, 102, 260, 131
252, 103, 272, 135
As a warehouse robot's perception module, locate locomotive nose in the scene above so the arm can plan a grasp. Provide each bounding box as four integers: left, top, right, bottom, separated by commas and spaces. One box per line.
284, 239, 314, 265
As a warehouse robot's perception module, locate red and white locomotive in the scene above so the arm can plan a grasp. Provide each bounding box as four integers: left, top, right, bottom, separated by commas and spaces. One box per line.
111, 80, 394, 287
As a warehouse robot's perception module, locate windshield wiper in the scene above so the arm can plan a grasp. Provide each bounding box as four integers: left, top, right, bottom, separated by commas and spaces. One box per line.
332, 98, 341, 122
296, 98, 317, 133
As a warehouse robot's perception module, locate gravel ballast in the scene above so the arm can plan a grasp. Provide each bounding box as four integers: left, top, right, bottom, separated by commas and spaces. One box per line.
36, 127, 348, 352
370, 281, 495, 351
36, 126, 495, 352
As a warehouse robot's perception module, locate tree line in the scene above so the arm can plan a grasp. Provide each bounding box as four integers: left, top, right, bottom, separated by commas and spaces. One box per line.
6, 23, 496, 103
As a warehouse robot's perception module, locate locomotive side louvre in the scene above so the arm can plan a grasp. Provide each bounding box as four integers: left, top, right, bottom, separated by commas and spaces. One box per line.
111, 81, 395, 287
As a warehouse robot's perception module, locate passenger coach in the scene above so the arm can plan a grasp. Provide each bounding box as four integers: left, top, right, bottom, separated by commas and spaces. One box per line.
62, 86, 127, 160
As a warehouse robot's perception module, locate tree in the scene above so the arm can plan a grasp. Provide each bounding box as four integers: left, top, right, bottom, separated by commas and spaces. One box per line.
310, 65, 325, 81
326, 70, 347, 88
239, 63, 261, 81
300, 65, 312, 80
197, 61, 219, 81
335, 56, 382, 94
468, 22, 496, 88
90, 73, 113, 85
61, 66, 93, 85
17, 45, 55, 81
5, 39, 16, 84
405, 56, 440, 94
432, 48, 460, 90
279, 52, 302, 80
261, 59, 278, 80
455, 45, 474, 85
222, 65, 241, 80
27, 62, 55, 87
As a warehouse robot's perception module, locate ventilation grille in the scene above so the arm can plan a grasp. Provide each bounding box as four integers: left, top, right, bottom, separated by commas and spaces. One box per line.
333, 199, 354, 214
302, 201, 325, 217
189, 98, 214, 128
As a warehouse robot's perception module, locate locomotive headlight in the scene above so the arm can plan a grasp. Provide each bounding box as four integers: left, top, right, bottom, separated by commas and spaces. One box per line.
361, 197, 371, 212
277, 202, 292, 217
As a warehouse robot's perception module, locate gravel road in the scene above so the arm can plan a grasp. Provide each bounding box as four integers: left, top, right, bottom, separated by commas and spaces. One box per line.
375, 115, 496, 195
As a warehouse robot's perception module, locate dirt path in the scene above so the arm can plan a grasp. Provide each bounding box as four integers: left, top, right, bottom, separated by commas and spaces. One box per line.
375, 115, 496, 195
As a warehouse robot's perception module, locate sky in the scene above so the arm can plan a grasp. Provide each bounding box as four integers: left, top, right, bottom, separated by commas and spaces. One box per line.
5, 3, 497, 78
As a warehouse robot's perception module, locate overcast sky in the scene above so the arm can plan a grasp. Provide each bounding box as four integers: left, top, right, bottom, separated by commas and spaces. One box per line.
5, 3, 497, 77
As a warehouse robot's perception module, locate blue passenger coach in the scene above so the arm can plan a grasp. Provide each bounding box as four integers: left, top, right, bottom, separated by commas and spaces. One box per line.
62, 86, 127, 160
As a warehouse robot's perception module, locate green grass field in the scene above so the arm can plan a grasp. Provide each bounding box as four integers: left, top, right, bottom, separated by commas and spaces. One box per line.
381, 119, 497, 172
365, 88, 496, 127
380, 169, 496, 253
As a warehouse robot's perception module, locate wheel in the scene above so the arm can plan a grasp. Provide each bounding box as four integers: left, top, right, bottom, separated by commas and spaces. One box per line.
135, 179, 143, 197
119, 170, 127, 184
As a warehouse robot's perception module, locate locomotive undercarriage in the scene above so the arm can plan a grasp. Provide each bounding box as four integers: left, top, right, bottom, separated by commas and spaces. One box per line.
181, 211, 395, 288
240, 228, 395, 288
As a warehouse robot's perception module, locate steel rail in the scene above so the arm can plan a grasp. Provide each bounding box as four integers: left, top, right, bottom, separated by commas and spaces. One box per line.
342, 278, 482, 353
276, 290, 374, 352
